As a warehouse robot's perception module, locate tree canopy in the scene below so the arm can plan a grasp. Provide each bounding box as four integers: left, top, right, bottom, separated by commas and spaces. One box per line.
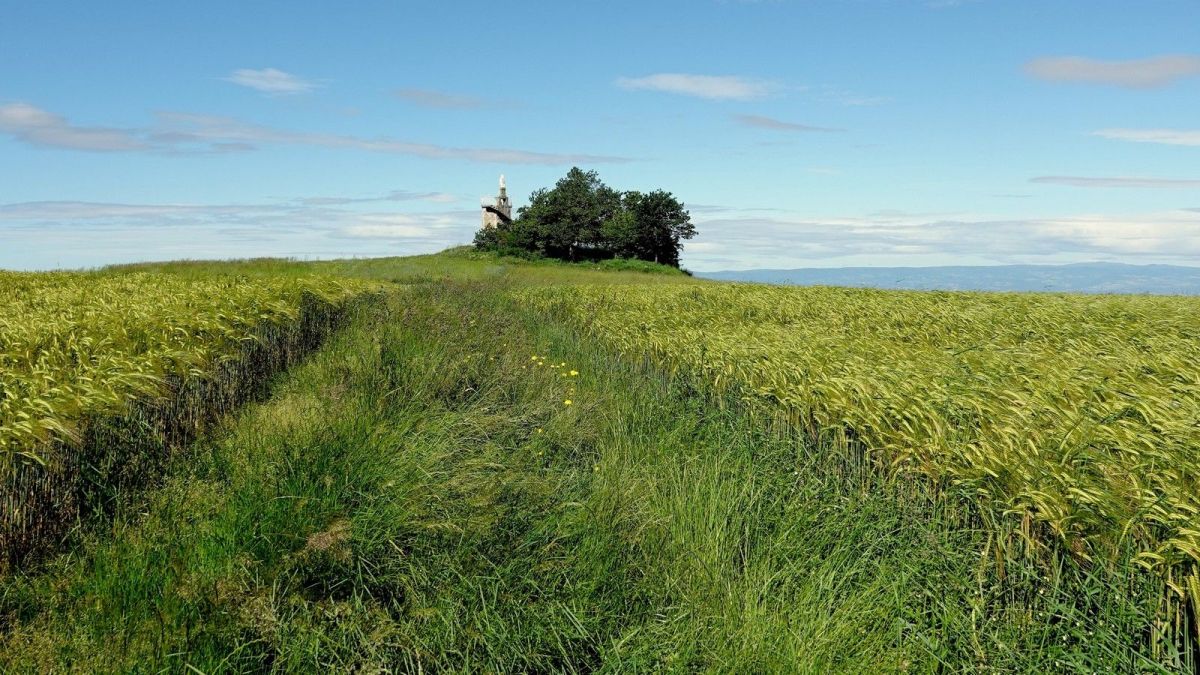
474, 168, 696, 268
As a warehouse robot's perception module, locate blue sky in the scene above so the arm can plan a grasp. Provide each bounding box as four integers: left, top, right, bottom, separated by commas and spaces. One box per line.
2, 0, 1199, 271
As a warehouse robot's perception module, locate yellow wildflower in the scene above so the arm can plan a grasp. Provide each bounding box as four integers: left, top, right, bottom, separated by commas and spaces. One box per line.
564, 399, 573, 406
570, 370, 579, 376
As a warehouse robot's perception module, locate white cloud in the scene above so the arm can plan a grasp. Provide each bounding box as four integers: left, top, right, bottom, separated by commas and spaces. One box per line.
1091, 128, 1200, 147
343, 223, 432, 239
0, 198, 480, 270
682, 207, 1200, 270
1024, 55, 1200, 88
152, 112, 630, 164
0, 201, 269, 220
224, 68, 317, 94
1036, 212, 1200, 255
1032, 176, 1200, 189
0, 102, 148, 151
296, 190, 460, 206
8, 197, 1200, 273
732, 114, 842, 132
616, 74, 774, 100
0, 103, 629, 164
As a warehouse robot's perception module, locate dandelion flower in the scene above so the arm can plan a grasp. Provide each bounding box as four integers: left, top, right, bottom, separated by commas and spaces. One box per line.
564, 399, 573, 406
570, 370, 579, 376
530, 355, 538, 361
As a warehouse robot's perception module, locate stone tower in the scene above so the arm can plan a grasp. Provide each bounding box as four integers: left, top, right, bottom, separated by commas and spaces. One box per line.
481, 174, 513, 229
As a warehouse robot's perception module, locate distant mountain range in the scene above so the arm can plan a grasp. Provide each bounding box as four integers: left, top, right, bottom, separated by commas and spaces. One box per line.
699, 262, 1200, 295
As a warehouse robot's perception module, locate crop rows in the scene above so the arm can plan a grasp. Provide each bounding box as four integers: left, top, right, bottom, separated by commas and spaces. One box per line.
521, 282, 1200, 652
1, 270, 374, 567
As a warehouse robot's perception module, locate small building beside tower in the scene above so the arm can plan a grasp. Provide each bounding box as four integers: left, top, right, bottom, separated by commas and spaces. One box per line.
480, 174, 512, 229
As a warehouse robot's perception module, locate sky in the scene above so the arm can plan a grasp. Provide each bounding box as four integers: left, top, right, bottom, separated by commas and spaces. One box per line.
1, 0, 1199, 272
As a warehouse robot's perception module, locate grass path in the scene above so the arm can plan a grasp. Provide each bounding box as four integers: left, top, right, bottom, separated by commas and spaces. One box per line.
0, 274, 1168, 672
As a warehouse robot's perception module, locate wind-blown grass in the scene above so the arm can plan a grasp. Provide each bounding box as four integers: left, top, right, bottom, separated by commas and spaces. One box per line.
0, 266, 1179, 672
0, 269, 375, 570
520, 281, 1200, 665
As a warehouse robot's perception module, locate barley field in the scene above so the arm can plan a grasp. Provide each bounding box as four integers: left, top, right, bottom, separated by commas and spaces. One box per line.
0, 269, 374, 567
2, 253, 1197, 671
521, 281, 1200, 650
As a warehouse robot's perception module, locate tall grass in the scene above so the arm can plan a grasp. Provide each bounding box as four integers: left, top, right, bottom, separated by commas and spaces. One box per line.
0, 268, 1181, 672
520, 281, 1200, 667
0, 270, 375, 571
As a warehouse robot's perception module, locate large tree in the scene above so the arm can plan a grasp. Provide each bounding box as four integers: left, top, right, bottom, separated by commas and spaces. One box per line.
511, 168, 620, 261
478, 168, 695, 267
616, 190, 696, 267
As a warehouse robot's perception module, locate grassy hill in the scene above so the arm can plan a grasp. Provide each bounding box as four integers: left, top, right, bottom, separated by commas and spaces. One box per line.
1, 250, 1195, 672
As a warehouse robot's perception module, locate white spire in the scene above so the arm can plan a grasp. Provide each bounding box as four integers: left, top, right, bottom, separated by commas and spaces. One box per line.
482, 174, 512, 229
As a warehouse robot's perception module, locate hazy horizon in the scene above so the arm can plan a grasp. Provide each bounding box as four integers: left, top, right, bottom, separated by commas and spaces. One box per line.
9, 251, 1200, 277
704, 260, 1200, 273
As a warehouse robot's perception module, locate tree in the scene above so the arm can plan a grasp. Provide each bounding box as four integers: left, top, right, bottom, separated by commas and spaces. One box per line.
600, 207, 639, 259
505, 168, 620, 261
620, 190, 695, 267
475, 168, 696, 268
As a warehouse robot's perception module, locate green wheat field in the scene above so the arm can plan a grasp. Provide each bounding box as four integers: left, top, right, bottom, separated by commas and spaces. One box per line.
1, 249, 1197, 672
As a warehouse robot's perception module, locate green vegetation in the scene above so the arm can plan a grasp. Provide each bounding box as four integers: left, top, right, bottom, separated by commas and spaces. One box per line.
0, 270, 371, 463
0, 270, 376, 570
522, 281, 1200, 664
474, 167, 696, 267
0, 251, 1195, 671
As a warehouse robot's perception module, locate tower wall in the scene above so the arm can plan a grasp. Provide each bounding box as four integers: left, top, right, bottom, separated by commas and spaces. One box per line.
481, 174, 512, 229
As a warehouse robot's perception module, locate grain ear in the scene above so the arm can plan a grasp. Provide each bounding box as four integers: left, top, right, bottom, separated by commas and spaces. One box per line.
1, 269, 374, 570
519, 280, 1200, 656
